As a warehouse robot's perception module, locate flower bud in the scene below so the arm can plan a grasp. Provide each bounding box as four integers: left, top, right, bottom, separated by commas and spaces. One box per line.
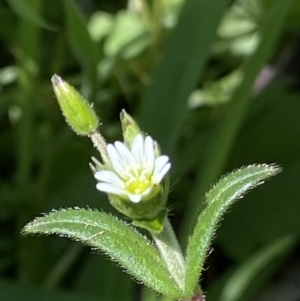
51, 74, 99, 136
120, 109, 142, 147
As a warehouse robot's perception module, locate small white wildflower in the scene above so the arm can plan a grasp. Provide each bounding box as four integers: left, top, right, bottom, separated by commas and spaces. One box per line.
94, 134, 171, 203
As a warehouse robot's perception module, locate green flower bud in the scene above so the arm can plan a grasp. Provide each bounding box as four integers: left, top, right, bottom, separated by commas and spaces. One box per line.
51, 74, 99, 136
120, 109, 142, 147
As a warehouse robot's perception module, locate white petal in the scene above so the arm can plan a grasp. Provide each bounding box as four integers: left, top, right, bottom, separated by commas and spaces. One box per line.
115, 141, 144, 179
131, 134, 144, 165
94, 171, 124, 187
154, 155, 169, 172
96, 183, 127, 196
107, 144, 127, 177
144, 136, 155, 170
114, 141, 136, 167
128, 193, 142, 203
154, 141, 161, 156
152, 155, 170, 183
153, 162, 171, 183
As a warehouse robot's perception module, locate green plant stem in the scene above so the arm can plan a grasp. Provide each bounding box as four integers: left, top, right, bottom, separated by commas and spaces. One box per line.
90, 131, 109, 164
150, 218, 186, 292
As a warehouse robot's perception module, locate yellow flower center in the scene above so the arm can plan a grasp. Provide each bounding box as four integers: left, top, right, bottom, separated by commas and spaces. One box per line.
123, 165, 153, 195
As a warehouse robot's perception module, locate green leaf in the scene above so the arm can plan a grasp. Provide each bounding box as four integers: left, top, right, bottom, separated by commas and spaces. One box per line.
63, 0, 98, 98
88, 11, 114, 43
216, 0, 262, 59
138, 0, 231, 154
188, 70, 243, 108
217, 164, 300, 261
219, 235, 296, 301
184, 164, 281, 296
23, 209, 183, 299
104, 10, 151, 59
6, 0, 56, 30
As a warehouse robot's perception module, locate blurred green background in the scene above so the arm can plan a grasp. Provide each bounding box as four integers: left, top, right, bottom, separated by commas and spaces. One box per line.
0, 0, 300, 300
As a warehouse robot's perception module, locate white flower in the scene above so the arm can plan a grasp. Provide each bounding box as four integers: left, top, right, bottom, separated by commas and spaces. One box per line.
94, 134, 171, 203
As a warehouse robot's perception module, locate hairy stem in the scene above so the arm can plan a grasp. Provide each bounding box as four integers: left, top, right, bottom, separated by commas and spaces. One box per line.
151, 218, 186, 291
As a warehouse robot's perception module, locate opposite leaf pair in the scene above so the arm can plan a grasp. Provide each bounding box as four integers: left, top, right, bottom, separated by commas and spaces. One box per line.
23, 159, 279, 299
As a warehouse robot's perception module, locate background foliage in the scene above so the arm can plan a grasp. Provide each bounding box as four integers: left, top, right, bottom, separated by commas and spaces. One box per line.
0, 0, 300, 300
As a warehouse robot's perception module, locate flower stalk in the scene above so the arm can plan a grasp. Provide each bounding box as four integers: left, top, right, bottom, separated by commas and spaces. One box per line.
89, 131, 110, 165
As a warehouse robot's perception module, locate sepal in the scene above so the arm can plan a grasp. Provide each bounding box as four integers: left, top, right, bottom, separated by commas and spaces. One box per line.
108, 183, 167, 221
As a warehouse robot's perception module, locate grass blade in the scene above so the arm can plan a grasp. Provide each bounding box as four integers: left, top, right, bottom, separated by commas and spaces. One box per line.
138, 0, 231, 154
220, 235, 295, 301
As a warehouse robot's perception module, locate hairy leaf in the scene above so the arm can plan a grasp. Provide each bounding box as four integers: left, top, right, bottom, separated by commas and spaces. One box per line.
23, 209, 183, 298
184, 164, 280, 296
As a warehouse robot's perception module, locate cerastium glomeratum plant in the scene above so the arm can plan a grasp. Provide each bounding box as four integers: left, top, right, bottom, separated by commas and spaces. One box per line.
22, 75, 281, 301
